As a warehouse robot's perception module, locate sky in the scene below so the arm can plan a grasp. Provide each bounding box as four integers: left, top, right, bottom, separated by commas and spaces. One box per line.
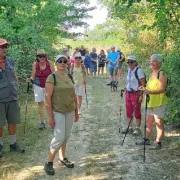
71, 0, 108, 33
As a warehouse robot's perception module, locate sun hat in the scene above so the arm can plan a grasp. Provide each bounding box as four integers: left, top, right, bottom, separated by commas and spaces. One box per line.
127, 55, 136, 61
56, 54, 68, 61
0, 38, 9, 46
74, 52, 82, 58
37, 49, 46, 55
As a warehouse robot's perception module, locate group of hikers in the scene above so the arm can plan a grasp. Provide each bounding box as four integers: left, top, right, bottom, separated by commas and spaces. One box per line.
0, 38, 168, 176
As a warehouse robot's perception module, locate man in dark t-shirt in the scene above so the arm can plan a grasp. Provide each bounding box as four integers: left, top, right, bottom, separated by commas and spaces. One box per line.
79, 45, 86, 61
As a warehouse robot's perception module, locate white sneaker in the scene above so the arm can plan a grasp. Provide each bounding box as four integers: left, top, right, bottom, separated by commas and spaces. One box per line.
132, 128, 141, 136
78, 109, 81, 115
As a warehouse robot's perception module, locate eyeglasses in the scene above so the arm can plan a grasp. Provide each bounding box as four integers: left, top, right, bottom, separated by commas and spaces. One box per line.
56, 59, 68, 64
0, 45, 8, 49
75, 57, 82, 60
38, 55, 46, 58
127, 61, 135, 64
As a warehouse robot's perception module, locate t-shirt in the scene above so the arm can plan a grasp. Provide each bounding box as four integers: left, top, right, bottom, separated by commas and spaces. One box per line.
98, 54, 106, 65
73, 66, 84, 86
79, 49, 86, 56
46, 72, 75, 113
126, 67, 145, 92
107, 52, 119, 68
90, 52, 97, 65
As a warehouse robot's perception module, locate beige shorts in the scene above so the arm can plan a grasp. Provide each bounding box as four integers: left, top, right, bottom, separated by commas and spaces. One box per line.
74, 85, 85, 96
33, 84, 45, 102
147, 105, 167, 119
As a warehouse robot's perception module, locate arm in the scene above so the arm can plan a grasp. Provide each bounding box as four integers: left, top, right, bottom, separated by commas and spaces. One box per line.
82, 64, 87, 83
70, 64, 74, 75
45, 82, 55, 127
49, 61, 55, 72
30, 62, 36, 80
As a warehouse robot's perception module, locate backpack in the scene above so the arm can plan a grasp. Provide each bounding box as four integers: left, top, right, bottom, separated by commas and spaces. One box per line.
119, 52, 125, 62
157, 70, 170, 97
134, 67, 146, 86
51, 73, 74, 85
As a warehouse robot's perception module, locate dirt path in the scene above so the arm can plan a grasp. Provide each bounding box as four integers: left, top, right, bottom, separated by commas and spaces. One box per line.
0, 75, 180, 180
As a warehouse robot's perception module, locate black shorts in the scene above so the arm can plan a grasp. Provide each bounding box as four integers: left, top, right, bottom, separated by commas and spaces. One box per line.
98, 64, 105, 68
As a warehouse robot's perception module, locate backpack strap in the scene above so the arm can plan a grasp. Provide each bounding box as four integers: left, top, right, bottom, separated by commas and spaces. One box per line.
157, 70, 163, 79
36, 61, 39, 70
134, 67, 141, 86
51, 73, 56, 85
67, 73, 75, 84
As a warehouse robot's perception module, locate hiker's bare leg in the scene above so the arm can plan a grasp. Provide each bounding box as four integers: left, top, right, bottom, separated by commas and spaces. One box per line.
59, 143, 66, 160
155, 117, 164, 142
38, 102, 45, 123
78, 95, 82, 109
146, 114, 154, 139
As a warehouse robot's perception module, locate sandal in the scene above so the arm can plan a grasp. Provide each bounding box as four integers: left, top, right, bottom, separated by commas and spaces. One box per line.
58, 158, 74, 168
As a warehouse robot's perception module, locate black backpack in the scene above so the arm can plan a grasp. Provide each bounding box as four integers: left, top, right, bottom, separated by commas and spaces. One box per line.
134, 67, 146, 86
51, 73, 74, 85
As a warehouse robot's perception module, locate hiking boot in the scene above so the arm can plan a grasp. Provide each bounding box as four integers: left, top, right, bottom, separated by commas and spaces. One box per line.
10, 143, 25, 153
149, 141, 162, 150
132, 128, 141, 136
78, 109, 81, 115
120, 127, 133, 134
135, 139, 151, 145
39, 122, 46, 129
58, 158, 74, 168
44, 162, 55, 175
0, 144, 3, 158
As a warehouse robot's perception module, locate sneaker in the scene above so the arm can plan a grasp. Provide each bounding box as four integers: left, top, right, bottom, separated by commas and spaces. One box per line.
135, 139, 151, 145
132, 128, 141, 136
58, 158, 74, 168
10, 143, 25, 153
44, 162, 55, 175
39, 122, 46, 129
120, 127, 133, 134
149, 141, 162, 150
78, 109, 81, 115
0, 144, 3, 158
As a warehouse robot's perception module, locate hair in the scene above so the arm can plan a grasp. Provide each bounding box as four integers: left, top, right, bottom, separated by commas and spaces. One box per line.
36, 55, 47, 62
100, 49, 105, 54
92, 47, 96, 52
151, 54, 163, 64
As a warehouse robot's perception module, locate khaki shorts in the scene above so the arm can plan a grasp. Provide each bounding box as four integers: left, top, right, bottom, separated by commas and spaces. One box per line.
0, 101, 21, 128
147, 105, 167, 119
109, 67, 118, 76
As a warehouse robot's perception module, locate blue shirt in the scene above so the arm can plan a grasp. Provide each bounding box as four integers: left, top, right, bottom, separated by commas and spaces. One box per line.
107, 52, 119, 68
84, 55, 91, 66
90, 52, 97, 65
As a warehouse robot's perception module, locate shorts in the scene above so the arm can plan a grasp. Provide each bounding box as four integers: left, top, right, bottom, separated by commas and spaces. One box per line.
98, 64, 105, 68
116, 62, 123, 68
0, 101, 21, 128
109, 67, 118, 76
74, 85, 85, 96
33, 84, 45, 102
147, 105, 167, 119
90, 64, 97, 73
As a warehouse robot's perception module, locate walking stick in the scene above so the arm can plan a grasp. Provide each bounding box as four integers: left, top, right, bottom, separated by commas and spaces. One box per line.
119, 89, 124, 133
143, 94, 150, 163
23, 81, 31, 134
84, 84, 88, 108
121, 93, 140, 146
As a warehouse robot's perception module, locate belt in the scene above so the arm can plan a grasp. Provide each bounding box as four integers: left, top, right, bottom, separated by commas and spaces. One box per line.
127, 90, 140, 94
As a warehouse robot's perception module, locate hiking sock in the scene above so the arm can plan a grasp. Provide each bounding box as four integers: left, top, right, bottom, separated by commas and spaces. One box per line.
9, 135, 16, 145
0, 137, 3, 146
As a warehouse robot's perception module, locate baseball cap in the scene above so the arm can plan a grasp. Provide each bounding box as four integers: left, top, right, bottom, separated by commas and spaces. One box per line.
127, 55, 136, 61
0, 38, 9, 46
56, 54, 67, 61
37, 49, 46, 55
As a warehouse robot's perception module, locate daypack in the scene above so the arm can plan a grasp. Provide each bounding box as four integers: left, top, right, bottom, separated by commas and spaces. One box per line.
157, 70, 170, 97
51, 73, 74, 85
134, 67, 147, 86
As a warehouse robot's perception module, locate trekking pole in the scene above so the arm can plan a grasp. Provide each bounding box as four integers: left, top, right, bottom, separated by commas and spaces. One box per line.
119, 89, 124, 133
143, 94, 150, 163
121, 93, 140, 146
23, 80, 32, 134
84, 84, 88, 108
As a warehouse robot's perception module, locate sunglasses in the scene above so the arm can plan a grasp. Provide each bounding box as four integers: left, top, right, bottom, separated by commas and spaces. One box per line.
38, 55, 46, 58
75, 57, 82, 60
127, 61, 135, 64
56, 59, 68, 64
0, 45, 8, 49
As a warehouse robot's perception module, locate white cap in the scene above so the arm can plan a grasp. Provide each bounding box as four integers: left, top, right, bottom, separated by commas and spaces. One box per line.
56, 54, 67, 61
74, 52, 82, 58
111, 45, 115, 49
127, 55, 136, 61
117, 48, 120, 51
